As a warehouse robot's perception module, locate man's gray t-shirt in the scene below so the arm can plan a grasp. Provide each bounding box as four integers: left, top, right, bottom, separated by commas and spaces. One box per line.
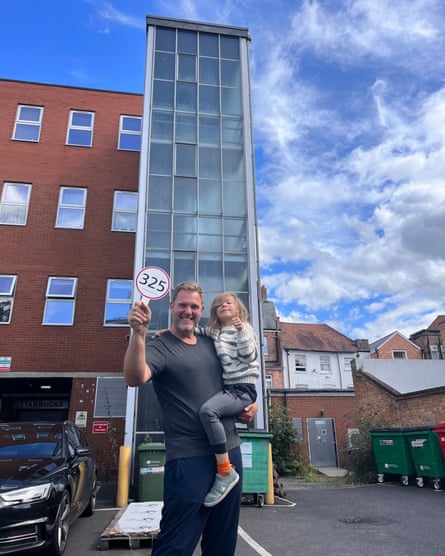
146, 332, 240, 461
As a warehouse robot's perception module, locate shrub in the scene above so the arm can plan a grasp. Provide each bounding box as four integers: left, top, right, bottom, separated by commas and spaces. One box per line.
268, 403, 303, 475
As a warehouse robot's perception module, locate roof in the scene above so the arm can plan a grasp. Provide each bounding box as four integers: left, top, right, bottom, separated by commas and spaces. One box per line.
369, 330, 421, 353
361, 359, 445, 395
279, 322, 357, 353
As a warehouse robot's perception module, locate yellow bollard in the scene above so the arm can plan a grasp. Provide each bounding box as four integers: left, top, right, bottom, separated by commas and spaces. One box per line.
116, 445, 131, 507
265, 441, 275, 505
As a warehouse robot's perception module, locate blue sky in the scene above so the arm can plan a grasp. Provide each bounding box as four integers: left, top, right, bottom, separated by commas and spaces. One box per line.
2, 0, 445, 342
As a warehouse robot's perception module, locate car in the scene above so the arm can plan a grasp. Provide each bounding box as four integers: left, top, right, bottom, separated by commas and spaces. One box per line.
0, 421, 98, 556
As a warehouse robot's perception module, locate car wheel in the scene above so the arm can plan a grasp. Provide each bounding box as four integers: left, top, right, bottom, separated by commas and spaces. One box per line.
47, 490, 71, 556
81, 476, 97, 517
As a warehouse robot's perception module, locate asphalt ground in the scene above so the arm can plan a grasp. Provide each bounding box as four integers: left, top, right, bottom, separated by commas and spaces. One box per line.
23, 476, 445, 556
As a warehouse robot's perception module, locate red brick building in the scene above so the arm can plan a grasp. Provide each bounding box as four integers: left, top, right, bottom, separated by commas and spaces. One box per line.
0, 79, 142, 478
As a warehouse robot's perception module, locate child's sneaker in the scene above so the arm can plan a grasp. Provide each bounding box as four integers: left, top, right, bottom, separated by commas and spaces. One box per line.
203, 468, 239, 507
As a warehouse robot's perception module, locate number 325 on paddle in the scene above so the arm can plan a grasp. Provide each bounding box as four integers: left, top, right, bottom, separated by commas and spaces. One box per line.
136, 266, 171, 302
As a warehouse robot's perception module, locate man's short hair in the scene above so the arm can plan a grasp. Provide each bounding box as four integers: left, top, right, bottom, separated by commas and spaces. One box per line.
171, 281, 204, 303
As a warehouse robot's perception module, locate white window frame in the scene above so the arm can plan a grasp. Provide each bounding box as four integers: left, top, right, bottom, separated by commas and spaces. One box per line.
320, 355, 331, 373
118, 115, 142, 151
392, 350, 407, 359
55, 187, 87, 229
104, 279, 133, 326
344, 356, 354, 371
265, 374, 272, 390
111, 191, 138, 232
430, 345, 440, 360
0, 182, 32, 226
43, 277, 78, 326
294, 353, 307, 373
0, 275, 17, 324
13, 105, 43, 142
66, 110, 94, 147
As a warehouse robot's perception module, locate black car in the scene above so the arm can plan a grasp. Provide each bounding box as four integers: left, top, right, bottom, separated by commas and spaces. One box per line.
0, 421, 98, 556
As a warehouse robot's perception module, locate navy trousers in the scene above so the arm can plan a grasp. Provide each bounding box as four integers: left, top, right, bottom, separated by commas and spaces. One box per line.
152, 446, 243, 556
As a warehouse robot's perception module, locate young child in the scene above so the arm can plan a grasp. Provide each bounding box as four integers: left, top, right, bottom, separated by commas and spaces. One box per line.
196, 292, 259, 507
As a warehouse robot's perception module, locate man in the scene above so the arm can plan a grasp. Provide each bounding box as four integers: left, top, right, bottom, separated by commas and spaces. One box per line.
124, 281, 258, 555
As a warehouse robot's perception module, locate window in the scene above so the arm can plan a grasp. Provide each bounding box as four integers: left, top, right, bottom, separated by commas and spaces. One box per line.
43, 277, 77, 325
392, 350, 407, 359
104, 279, 132, 326
94, 377, 127, 418
430, 345, 440, 360
344, 357, 355, 371
265, 374, 272, 390
13, 105, 43, 142
294, 354, 306, 372
0, 275, 17, 324
118, 115, 142, 151
56, 187, 87, 229
112, 191, 138, 232
66, 110, 94, 146
0, 183, 31, 226
320, 355, 331, 373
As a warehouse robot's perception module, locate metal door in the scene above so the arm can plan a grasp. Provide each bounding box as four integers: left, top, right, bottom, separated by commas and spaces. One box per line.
307, 418, 337, 467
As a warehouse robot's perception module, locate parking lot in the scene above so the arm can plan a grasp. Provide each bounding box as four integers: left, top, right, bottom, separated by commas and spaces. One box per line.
57, 477, 445, 556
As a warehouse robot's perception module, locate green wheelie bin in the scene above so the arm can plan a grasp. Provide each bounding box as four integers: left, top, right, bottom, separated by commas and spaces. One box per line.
239, 431, 272, 506
137, 441, 166, 501
404, 425, 445, 490
369, 428, 415, 486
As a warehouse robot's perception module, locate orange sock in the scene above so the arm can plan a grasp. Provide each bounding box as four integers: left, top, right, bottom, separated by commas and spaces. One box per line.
217, 460, 232, 477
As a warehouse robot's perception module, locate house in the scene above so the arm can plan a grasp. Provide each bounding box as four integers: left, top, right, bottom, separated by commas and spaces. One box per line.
369, 331, 422, 360
410, 315, 445, 359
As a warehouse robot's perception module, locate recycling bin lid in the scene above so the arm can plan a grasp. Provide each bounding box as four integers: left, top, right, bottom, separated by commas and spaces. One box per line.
137, 442, 165, 451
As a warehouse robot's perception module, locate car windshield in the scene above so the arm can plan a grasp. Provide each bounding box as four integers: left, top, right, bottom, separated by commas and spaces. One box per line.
0, 425, 63, 458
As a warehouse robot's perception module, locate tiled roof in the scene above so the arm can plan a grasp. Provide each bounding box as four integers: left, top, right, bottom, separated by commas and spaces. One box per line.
279, 322, 357, 353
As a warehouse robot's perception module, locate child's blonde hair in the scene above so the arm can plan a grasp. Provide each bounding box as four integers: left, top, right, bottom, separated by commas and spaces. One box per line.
208, 293, 249, 329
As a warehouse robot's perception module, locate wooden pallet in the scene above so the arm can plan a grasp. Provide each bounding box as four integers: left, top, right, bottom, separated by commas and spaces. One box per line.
99, 502, 162, 550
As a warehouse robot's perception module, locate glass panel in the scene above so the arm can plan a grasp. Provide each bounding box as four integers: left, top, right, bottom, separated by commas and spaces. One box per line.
221, 60, 240, 87
148, 175, 172, 210
199, 85, 219, 114
223, 148, 244, 180
14, 123, 39, 141
44, 300, 75, 325
150, 143, 173, 175
105, 303, 131, 325
72, 112, 93, 127
108, 280, 132, 300
175, 113, 196, 143
0, 204, 26, 225
198, 216, 222, 251
178, 54, 196, 81
223, 182, 246, 215
221, 87, 241, 116
0, 276, 15, 295
176, 144, 196, 176
61, 188, 85, 206
113, 211, 136, 231
156, 27, 176, 52
47, 278, 76, 296
199, 33, 218, 57
173, 252, 196, 285
220, 35, 240, 60
4, 184, 30, 203
122, 116, 141, 132
199, 116, 220, 145
19, 106, 42, 122
151, 111, 174, 141
198, 255, 223, 291
199, 179, 221, 213
119, 133, 141, 151
144, 251, 171, 276
57, 208, 84, 228
224, 255, 248, 291
67, 129, 91, 146
146, 212, 171, 249
222, 118, 242, 146
115, 192, 137, 210
199, 58, 219, 85
176, 82, 197, 112
173, 215, 196, 249
0, 299, 12, 323
153, 81, 174, 109
178, 29, 197, 54
174, 177, 197, 212
199, 147, 221, 179
154, 52, 175, 80
148, 294, 170, 331
224, 218, 247, 251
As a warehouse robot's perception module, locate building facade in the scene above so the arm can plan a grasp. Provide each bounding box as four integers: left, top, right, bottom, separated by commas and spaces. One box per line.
0, 78, 142, 478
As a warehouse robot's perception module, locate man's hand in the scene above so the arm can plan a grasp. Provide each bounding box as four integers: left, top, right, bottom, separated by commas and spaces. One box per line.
236, 402, 258, 424
128, 301, 151, 334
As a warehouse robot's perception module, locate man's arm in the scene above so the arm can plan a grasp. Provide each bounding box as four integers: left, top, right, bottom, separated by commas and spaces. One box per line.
123, 301, 153, 387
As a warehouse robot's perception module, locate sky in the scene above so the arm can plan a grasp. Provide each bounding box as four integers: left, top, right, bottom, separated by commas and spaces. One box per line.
2, 0, 445, 343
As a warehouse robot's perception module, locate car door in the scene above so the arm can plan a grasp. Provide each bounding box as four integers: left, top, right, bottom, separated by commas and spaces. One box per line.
65, 423, 92, 516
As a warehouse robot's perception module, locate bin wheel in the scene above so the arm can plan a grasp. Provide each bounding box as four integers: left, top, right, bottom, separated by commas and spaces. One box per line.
377, 474, 384, 483
433, 478, 441, 491
401, 476, 409, 486
257, 494, 265, 507
416, 477, 424, 488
